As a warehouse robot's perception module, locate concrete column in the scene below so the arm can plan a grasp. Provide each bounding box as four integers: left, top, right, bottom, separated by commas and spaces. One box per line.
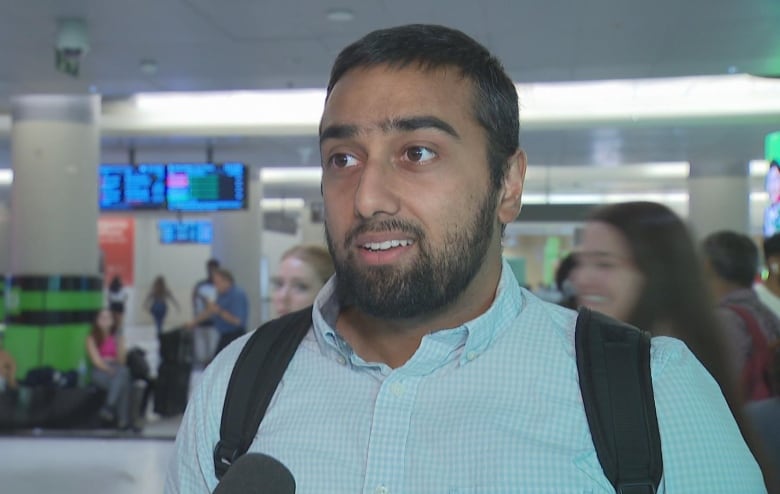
10, 95, 100, 273
688, 160, 750, 240
6, 95, 102, 378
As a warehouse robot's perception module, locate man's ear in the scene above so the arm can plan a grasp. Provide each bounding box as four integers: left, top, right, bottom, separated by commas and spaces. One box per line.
497, 149, 527, 225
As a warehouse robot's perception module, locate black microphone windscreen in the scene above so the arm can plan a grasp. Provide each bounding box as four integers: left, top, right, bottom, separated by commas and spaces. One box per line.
212, 453, 296, 494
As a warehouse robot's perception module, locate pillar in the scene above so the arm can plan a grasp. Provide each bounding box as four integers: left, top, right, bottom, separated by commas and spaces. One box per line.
688, 160, 750, 240
5, 95, 102, 379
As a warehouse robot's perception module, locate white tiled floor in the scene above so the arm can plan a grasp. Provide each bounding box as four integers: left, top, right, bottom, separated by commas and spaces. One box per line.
0, 323, 204, 494
0, 437, 175, 494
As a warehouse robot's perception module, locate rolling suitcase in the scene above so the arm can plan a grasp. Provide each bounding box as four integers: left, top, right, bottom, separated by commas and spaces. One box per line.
153, 361, 191, 416
154, 328, 193, 416
158, 327, 194, 365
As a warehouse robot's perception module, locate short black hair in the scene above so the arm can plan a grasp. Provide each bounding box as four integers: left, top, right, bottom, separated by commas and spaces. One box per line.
325, 24, 519, 193
702, 231, 759, 288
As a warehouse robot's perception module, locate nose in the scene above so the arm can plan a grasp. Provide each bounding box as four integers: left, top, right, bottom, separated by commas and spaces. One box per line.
353, 160, 400, 220
272, 285, 289, 308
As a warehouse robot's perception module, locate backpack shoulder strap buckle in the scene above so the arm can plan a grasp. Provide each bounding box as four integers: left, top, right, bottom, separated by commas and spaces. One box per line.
213, 440, 240, 480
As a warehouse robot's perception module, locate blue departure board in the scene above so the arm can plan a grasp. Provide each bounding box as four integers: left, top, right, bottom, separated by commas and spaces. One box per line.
99, 164, 166, 211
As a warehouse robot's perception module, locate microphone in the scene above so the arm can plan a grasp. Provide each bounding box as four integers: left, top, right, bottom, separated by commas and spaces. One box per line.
212, 453, 296, 494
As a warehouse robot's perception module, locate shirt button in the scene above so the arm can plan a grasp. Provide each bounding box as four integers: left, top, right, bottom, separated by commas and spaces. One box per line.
336, 355, 347, 366
466, 351, 477, 361
389, 382, 405, 397
375, 485, 389, 494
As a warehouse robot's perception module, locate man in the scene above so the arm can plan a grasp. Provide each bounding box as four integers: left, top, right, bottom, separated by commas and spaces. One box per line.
166, 25, 765, 493
755, 233, 780, 318
190, 258, 220, 365
702, 230, 780, 401
187, 268, 248, 356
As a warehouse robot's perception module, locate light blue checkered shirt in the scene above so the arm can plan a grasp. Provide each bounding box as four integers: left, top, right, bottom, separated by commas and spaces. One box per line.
166, 260, 766, 493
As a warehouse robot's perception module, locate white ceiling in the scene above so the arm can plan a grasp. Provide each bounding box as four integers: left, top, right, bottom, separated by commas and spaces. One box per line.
0, 0, 779, 200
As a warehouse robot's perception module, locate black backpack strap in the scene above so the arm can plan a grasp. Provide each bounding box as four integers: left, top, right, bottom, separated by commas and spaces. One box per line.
213, 306, 313, 480
575, 307, 663, 494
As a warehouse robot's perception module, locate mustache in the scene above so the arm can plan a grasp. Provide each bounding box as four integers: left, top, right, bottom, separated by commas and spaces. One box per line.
344, 218, 425, 248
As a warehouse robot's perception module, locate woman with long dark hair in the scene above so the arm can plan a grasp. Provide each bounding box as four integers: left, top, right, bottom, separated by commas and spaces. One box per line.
572, 201, 777, 492
144, 275, 180, 338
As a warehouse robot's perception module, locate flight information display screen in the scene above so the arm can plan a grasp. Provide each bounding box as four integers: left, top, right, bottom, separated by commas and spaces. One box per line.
99, 164, 166, 211
166, 162, 247, 211
158, 219, 213, 244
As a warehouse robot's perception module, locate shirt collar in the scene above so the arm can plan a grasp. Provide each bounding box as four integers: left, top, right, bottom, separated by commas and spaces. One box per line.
310, 258, 526, 369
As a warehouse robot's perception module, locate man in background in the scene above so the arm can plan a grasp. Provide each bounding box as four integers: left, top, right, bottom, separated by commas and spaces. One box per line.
187, 268, 248, 356
702, 230, 780, 402
190, 258, 220, 366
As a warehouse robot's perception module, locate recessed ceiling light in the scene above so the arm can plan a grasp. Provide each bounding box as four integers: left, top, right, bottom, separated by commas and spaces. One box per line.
326, 8, 355, 22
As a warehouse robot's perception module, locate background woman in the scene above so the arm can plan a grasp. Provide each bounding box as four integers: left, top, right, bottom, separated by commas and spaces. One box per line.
271, 245, 334, 317
86, 308, 132, 430
571, 201, 777, 491
144, 275, 180, 338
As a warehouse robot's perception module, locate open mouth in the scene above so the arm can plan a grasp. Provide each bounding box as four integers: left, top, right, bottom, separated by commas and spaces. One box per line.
361, 239, 414, 251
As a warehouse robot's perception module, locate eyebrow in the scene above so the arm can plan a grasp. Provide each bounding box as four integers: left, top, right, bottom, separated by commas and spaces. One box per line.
382, 116, 460, 139
319, 115, 460, 144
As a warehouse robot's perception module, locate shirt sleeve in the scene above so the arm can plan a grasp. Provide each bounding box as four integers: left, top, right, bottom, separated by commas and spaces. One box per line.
650, 336, 766, 493
164, 347, 237, 493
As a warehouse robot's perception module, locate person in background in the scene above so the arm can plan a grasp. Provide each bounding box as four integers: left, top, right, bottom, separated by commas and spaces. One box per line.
144, 275, 181, 338
107, 275, 128, 330
701, 230, 780, 402
187, 268, 248, 356
167, 26, 765, 493
553, 253, 578, 310
0, 347, 17, 392
271, 244, 334, 317
755, 233, 780, 318
745, 341, 780, 474
572, 202, 776, 490
86, 308, 132, 430
191, 259, 220, 366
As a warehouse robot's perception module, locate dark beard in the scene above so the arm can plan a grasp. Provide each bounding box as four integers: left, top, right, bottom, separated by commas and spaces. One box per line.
325, 187, 498, 320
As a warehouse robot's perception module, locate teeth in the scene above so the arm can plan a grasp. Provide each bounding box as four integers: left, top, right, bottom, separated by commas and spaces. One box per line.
363, 239, 413, 251
581, 295, 607, 303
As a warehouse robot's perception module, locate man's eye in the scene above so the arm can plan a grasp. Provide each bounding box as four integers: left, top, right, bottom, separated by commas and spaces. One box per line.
327, 153, 359, 168
404, 146, 437, 163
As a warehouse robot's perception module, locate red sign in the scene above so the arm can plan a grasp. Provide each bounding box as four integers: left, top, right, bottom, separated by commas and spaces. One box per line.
98, 217, 135, 286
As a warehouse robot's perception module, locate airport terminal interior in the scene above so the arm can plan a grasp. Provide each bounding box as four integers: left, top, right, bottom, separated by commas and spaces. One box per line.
1, 1, 780, 492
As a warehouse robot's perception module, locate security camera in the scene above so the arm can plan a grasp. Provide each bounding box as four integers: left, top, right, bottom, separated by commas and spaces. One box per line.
55, 18, 89, 77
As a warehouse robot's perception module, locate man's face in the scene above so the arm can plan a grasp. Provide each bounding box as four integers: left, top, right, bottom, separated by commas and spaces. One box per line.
319, 65, 521, 319
212, 272, 230, 294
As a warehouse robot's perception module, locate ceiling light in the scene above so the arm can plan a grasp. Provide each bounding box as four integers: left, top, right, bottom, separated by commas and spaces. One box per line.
326, 8, 355, 22
261, 167, 321, 184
